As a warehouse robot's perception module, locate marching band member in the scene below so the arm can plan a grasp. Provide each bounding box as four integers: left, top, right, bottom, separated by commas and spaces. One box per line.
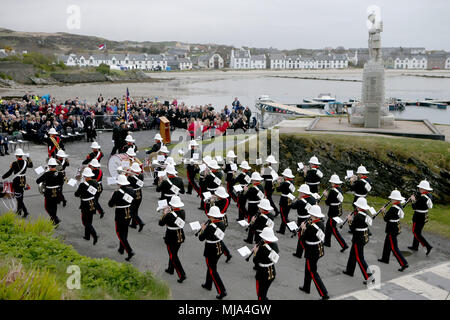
233, 160, 252, 220
45, 128, 64, 159
378, 190, 409, 271
82, 141, 103, 165
409, 180, 433, 255
248, 199, 275, 245
260, 155, 280, 217
36, 158, 64, 225
348, 165, 372, 233
156, 164, 185, 202
276, 168, 295, 235
56, 149, 69, 207
120, 134, 138, 154
291, 184, 316, 258
128, 162, 146, 232
2, 148, 33, 217
323, 174, 348, 252
108, 174, 136, 261
152, 145, 170, 185
146, 133, 163, 154
343, 197, 374, 284
203, 187, 233, 263
303, 155, 323, 194
224, 150, 238, 199
299, 205, 329, 300
205, 159, 223, 194
243, 172, 265, 243
158, 195, 187, 283
74, 167, 99, 245
198, 206, 228, 300
88, 159, 105, 218
186, 140, 200, 195
253, 227, 279, 300
198, 156, 212, 210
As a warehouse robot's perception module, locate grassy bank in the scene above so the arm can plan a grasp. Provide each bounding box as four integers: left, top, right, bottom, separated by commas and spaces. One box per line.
0, 213, 170, 300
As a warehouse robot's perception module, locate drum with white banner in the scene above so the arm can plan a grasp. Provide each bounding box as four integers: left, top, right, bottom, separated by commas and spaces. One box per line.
108, 153, 132, 178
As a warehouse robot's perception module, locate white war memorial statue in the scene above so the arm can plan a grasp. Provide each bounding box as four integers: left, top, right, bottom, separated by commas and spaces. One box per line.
350, 5, 394, 128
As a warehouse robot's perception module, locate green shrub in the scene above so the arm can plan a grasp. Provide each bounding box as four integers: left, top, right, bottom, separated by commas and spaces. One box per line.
0, 212, 170, 300
96, 63, 110, 75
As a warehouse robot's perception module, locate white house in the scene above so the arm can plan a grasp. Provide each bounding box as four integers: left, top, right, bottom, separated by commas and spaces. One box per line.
250, 54, 266, 69
178, 57, 193, 70
394, 54, 427, 69
230, 49, 251, 69
269, 53, 286, 69
446, 56, 450, 69
299, 56, 317, 69
198, 53, 224, 69
59, 53, 167, 70
285, 55, 301, 69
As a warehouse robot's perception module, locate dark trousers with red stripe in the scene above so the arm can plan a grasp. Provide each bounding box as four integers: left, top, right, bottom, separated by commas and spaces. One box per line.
221, 240, 231, 257
15, 190, 29, 216
187, 169, 200, 195
81, 210, 97, 240
411, 221, 432, 250
166, 242, 186, 279
237, 196, 247, 220
130, 197, 144, 228
256, 277, 274, 300
294, 217, 308, 256
44, 197, 60, 225
277, 204, 290, 234
265, 189, 279, 215
204, 255, 226, 294
303, 258, 328, 297
94, 190, 104, 215
381, 234, 407, 266
345, 243, 370, 280
115, 218, 133, 254
324, 217, 347, 249
227, 181, 236, 202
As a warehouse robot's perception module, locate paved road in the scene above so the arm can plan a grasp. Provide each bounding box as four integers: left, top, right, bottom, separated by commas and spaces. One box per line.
1, 129, 449, 300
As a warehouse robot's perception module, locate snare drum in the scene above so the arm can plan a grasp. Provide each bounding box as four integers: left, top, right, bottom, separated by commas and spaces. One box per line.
108, 153, 131, 178
2, 181, 14, 198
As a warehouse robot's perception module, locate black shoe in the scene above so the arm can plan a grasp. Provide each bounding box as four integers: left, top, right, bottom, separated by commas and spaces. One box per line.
378, 259, 389, 264
426, 246, 433, 256
201, 283, 211, 291
5, 151, 9, 155
299, 286, 310, 294
292, 253, 302, 259
125, 252, 135, 261
0, 152, 4, 156
363, 277, 375, 285
138, 223, 145, 232
62, 200, 67, 207
340, 245, 349, 253
274, 212, 280, 218
198, 207, 204, 210
342, 270, 353, 277
243, 239, 252, 244
177, 275, 186, 283
276, 230, 285, 235
398, 264, 409, 272
93, 235, 98, 245
16, 211, 22, 216
165, 268, 174, 275
322, 295, 330, 300
99, 212, 104, 219
408, 246, 418, 251
216, 292, 227, 300
225, 255, 232, 263
118, 249, 124, 255
186, 191, 192, 195
129, 224, 137, 229
83, 236, 90, 241
23, 212, 29, 218
253, 266, 257, 270
348, 230, 353, 234
323, 243, 331, 247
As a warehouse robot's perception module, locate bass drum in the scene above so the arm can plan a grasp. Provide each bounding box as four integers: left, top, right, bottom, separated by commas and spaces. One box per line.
108, 153, 131, 178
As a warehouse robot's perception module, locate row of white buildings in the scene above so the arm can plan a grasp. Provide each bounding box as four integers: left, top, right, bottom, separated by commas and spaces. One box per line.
392, 54, 450, 70
230, 49, 349, 70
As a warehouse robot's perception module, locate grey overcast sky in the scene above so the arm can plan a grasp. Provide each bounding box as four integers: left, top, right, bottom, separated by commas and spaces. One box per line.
1, 0, 449, 50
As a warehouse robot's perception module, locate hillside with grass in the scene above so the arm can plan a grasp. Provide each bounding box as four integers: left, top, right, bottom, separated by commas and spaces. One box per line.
0, 213, 170, 300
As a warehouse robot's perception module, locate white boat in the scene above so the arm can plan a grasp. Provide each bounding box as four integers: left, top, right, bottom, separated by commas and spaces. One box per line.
255, 95, 274, 104
311, 93, 336, 103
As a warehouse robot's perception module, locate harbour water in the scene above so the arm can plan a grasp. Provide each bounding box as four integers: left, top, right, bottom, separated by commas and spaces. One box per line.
1, 69, 449, 124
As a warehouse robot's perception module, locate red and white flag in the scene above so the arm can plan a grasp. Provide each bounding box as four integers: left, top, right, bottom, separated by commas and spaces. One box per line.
98, 44, 106, 50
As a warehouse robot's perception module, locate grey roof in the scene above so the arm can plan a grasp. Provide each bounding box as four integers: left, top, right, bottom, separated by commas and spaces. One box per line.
315, 54, 333, 61
198, 53, 213, 62
269, 53, 285, 60
178, 58, 191, 64
251, 54, 266, 61
285, 55, 301, 61
333, 54, 348, 60
233, 49, 250, 59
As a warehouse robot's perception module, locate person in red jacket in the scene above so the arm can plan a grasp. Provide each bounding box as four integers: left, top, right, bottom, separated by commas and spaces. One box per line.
187, 118, 196, 140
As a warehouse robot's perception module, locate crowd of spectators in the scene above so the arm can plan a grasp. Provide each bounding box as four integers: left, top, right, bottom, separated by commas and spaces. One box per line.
0, 93, 258, 154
